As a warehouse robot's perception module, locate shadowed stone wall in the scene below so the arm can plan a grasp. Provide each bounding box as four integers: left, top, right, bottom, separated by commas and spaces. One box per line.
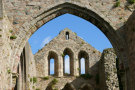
124, 11, 135, 90
99, 48, 119, 90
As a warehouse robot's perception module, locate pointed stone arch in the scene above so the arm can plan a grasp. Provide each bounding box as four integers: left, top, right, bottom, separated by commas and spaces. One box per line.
10, 1, 128, 89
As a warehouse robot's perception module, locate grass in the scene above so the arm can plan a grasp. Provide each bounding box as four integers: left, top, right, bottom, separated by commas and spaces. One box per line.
10, 35, 17, 39
9, 30, 13, 33
7, 69, 11, 74
30, 77, 37, 83
52, 78, 58, 85
128, 0, 135, 4
115, 0, 120, 7
42, 76, 49, 80
36, 88, 40, 90
33, 77, 37, 83
61, 54, 65, 57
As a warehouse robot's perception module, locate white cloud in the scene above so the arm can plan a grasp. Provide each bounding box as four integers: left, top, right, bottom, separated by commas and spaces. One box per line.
41, 36, 52, 48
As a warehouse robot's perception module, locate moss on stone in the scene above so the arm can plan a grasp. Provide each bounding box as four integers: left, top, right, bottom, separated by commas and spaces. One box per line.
42, 76, 49, 80
128, 0, 135, 4
115, 0, 120, 7
7, 69, 11, 74
10, 35, 17, 40
9, 30, 13, 33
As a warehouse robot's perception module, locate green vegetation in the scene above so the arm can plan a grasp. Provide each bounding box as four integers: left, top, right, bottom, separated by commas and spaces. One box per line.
77, 68, 80, 71
128, 0, 135, 4
33, 77, 37, 83
52, 78, 58, 85
115, 0, 120, 7
7, 69, 11, 74
30, 78, 33, 82
42, 76, 49, 80
61, 54, 65, 57
32, 86, 35, 89
65, 73, 70, 76
0, 35, 1, 37
10, 35, 17, 39
80, 74, 93, 79
74, 32, 77, 35
119, 17, 122, 20
54, 88, 58, 90
9, 30, 13, 33
30, 77, 37, 83
36, 88, 40, 90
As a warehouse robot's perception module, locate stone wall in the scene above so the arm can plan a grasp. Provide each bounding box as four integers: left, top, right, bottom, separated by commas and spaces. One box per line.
0, 0, 134, 89
124, 11, 135, 90
0, 8, 13, 89
35, 29, 101, 77
24, 42, 36, 90
99, 48, 119, 90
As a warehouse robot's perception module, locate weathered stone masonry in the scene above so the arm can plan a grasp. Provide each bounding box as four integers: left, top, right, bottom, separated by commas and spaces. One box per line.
35, 29, 101, 77
0, 0, 135, 89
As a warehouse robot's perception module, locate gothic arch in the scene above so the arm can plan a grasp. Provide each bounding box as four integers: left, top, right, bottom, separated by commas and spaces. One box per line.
78, 50, 89, 74
10, 2, 127, 87
63, 48, 74, 76
48, 51, 59, 76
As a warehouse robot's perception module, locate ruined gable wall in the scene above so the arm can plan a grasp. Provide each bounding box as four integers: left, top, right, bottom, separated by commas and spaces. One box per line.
34, 29, 101, 77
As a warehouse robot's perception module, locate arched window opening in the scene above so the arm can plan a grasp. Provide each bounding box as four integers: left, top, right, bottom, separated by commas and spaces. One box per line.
63, 48, 74, 76
80, 58, 85, 74
66, 32, 69, 40
48, 51, 58, 76
50, 59, 55, 75
64, 55, 70, 75
78, 51, 89, 75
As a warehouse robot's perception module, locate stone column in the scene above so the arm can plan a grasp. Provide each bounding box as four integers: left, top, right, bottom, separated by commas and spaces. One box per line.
99, 48, 119, 90
45, 58, 48, 76
74, 55, 79, 76
58, 55, 63, 77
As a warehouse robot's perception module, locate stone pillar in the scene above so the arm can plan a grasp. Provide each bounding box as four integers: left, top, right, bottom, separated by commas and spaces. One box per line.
75, 55, 79, 76
99, 48, 119, 90
45, 58, 48, 76
58, 55, 63, 77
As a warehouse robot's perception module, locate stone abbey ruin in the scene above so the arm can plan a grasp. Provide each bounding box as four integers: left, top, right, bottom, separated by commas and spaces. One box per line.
0, 0, 135, 90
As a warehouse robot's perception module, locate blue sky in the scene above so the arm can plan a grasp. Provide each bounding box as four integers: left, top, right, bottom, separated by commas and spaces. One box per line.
28, 14, 112, 74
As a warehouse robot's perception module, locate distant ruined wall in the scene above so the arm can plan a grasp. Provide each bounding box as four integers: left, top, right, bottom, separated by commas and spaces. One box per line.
99, 48, 119, 90
35, 29, 101, 77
